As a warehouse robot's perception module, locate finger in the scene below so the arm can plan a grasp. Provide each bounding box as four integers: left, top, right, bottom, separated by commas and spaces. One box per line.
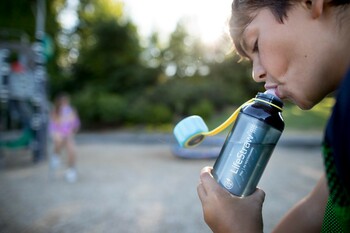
199, 167, 214, 184
254, 188, 266, 203
200, 167, 224, 194
197, 183, 207, 204
200, 166, 213, 175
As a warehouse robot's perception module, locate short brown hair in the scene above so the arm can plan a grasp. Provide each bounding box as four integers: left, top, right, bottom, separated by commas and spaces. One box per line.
229, 0, 349, 58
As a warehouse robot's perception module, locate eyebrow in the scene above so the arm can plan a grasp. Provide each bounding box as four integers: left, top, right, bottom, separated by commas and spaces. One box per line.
241, 38, 249, 57
236, 32, 250, 59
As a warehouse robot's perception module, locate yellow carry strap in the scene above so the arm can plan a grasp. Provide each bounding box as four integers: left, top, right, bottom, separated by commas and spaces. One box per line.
202, 97, 282, 137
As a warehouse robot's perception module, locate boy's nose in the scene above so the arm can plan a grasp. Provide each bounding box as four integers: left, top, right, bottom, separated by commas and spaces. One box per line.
252, 59, 266, 83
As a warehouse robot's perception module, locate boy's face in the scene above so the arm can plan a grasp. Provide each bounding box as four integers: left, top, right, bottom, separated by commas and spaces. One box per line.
240, 5, 341, 109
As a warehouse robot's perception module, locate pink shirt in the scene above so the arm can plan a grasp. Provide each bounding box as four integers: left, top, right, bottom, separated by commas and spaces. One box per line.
49, 105, 80, 137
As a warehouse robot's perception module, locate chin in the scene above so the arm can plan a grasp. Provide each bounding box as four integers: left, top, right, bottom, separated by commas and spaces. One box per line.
291, 98, 315, 110
301, 99, 322, 110
298, 104, 313, 110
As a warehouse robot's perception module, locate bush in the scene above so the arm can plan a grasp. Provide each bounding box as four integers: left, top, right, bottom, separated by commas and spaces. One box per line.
72, 89, 99, 126
148, 76, 228, 117
125, 98, 148, 124
147, 104, 173, 124
189, 99, 214, 119
72, 89, 127, 127
126, 98, 172, 124
97, 94, 126, 124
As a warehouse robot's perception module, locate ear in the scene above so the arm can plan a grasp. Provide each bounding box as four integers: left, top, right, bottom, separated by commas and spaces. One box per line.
303, 0, 325, 18
311, 0, 326, 18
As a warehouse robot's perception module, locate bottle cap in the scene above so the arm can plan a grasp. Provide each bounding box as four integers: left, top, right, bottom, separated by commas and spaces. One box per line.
173, 115, 209, 147
173, 98, 254, 148
256, 91, 283, 110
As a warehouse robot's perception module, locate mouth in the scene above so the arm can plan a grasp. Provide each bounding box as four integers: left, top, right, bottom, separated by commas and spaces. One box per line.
264, 85, 283, 100
264, 84, 277, 94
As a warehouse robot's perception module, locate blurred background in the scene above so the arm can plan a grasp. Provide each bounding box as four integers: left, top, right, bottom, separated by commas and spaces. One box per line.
0, 0, 332, 134
0, 0, 331, 232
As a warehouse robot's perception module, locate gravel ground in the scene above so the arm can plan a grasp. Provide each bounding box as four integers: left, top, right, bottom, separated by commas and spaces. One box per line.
0, 131, 324, 233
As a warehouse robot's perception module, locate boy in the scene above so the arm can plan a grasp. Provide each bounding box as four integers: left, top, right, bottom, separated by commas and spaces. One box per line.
197, 0, 350, 232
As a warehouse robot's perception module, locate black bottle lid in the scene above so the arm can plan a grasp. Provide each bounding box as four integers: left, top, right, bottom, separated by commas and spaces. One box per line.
255, 92, 283, 110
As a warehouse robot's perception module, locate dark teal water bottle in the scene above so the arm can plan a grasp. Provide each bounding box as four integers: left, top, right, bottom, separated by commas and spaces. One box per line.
212, 92, 284, 197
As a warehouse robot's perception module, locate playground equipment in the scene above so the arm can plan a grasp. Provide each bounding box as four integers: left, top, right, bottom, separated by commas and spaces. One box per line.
0, 0, 49, 163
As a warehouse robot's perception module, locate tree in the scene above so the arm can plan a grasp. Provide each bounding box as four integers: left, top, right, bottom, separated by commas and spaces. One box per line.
209, 54, 263, 105
0, 0, 36, 39
57, 0, 164, 126
63, 0, 160, 95
161, 19, 208, 78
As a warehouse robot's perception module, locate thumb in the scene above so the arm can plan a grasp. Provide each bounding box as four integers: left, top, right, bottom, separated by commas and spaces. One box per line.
247, 188, 266, 204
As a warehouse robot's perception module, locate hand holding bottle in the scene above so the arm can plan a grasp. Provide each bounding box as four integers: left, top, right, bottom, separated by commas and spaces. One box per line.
197, 166, 265, 233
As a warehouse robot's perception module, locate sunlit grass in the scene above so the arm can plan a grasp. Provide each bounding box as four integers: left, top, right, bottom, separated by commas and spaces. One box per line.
283, 97, 334, 131
145, 124, 174, 133
143, 97, 334, 134
207, 97, 334, 134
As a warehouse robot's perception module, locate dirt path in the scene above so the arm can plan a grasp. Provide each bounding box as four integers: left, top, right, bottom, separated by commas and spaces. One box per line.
0, 132, 323, 233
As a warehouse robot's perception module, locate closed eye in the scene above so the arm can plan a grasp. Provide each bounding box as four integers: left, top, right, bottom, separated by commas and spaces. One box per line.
252, 39, 259, 53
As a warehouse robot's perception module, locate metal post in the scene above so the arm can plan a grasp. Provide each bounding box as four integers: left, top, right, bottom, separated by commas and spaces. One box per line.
32, 0, 49, 163
36, 0, 46, 36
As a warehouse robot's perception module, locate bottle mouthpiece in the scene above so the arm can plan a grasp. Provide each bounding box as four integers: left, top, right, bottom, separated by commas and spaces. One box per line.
264, 88, 277, 96
263, 89, 283, 105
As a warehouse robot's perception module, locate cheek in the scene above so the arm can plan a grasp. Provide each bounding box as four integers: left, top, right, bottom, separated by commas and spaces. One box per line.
260, 44, 289, 80
259, 32, 293, 80
283, 75, 322, 109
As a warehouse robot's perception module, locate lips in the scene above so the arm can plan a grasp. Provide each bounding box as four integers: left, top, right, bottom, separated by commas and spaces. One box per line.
265, 85, 283, 99
275, 88, 283, 99
265, 88, 277, 96
264, 84, 277, 93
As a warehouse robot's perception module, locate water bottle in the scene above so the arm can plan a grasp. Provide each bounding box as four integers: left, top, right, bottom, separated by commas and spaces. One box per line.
212, 92, 284, 196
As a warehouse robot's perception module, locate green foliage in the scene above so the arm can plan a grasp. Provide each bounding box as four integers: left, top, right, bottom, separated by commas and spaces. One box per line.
126, 98, 172, 125
283, 97, 334, 130
72, 88, 99, 125
0, 0, 36, 39
72, 18, 144, 92
96, 94, 126, 124
125, 98, 148, 124
160, 20, 208, 78
72, 88, 127, 127
189, 100, 215, 119
147, 105, 173, 124
209, 55, 263, 104
1, 0, 270, 129
0, 0, 267, 131
144, 53, 262, 122
78, 0, 124, 23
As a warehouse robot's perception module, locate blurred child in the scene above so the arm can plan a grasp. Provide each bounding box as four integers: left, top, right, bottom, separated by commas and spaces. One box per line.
49, 93, 80, 183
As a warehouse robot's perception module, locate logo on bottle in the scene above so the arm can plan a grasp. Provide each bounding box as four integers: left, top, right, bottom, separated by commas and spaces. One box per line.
224, 178, 233, 190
